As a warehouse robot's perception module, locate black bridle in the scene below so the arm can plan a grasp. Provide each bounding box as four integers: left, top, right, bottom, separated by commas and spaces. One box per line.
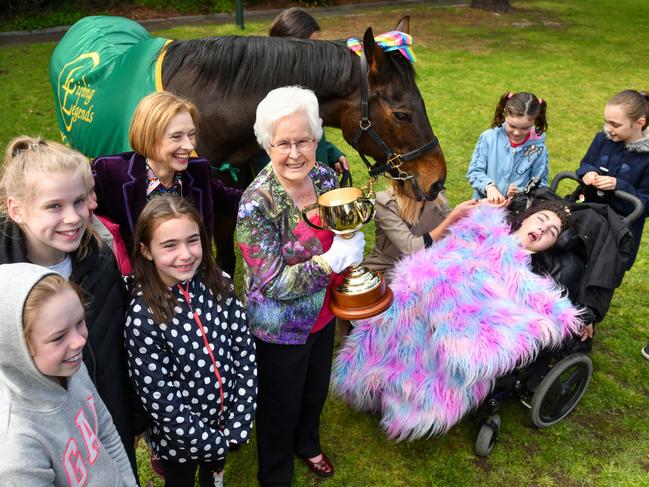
350, 46, 440, 181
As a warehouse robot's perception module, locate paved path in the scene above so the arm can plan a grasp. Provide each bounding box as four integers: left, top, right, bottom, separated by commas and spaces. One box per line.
0, 0, 465, 46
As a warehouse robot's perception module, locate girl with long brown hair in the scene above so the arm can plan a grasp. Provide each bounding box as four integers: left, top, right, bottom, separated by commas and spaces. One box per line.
125, 195, 256, 486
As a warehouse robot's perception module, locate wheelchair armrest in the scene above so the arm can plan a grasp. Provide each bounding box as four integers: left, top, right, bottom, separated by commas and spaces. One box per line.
550, 171, 644, 225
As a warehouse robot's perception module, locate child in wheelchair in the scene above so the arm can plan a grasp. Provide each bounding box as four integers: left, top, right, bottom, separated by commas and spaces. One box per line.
330, 176, 640, 453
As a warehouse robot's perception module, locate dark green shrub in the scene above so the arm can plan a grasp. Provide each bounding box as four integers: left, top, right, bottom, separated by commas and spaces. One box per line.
134, 0, 233, 14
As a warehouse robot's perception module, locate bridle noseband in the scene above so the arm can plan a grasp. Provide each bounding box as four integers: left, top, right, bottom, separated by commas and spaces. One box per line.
350, 46, 439, 182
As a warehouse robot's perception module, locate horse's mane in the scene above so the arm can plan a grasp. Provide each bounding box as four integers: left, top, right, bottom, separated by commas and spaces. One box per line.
163, 36, 354, 97
163, 35, 416, 97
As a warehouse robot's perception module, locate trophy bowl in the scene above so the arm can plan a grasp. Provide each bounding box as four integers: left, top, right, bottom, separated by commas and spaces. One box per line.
302, 187, 394, 320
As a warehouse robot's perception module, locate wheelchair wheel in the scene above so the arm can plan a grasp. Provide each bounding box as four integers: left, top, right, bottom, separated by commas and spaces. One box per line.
474, 414, 501, 457
530, 353, 592, 428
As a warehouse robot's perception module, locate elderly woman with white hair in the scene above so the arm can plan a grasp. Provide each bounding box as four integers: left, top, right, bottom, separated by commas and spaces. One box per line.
237, 86, 365, 485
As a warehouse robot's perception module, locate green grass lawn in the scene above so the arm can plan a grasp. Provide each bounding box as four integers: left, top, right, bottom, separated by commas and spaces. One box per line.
2, 0, 649, 485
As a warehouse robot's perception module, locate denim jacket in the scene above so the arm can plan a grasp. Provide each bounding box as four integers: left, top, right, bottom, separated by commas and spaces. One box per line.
466, 126, 549, 199
236, 163, 338, 345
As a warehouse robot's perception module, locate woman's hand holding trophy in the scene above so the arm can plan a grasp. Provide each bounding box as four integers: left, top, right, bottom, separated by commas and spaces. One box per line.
320, 233, 366, 274
302, 186, 394, 319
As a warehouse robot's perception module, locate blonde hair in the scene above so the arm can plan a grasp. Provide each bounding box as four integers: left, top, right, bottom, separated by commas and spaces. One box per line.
390, 180, 448, 226
129, 91, 199, 160
1, 136, 92, 213
0, 135, 98, 257
23, 274, 83, 354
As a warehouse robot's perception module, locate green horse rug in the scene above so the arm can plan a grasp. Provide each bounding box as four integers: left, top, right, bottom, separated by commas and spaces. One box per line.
50, 16, 170, 158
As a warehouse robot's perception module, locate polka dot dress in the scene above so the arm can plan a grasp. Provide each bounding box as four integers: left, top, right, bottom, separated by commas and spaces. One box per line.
125, 275, 257, 462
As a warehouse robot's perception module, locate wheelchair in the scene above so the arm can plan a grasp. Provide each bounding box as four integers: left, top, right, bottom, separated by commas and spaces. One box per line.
474, 172, 644, 457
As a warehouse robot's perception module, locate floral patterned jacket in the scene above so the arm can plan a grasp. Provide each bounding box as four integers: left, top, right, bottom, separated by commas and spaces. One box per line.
236, 163, 338, 345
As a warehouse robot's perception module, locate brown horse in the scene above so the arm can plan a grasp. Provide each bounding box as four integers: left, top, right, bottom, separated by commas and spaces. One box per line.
163, 16, 445, 196
161, 16, 446, 272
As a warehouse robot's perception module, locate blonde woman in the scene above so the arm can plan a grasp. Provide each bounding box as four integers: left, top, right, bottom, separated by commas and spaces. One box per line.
92, 91, 241, 274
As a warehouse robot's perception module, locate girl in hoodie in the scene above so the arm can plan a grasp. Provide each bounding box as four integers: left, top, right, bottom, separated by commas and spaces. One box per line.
125, 195, 256, 487
0, 263, 137, 486
575, 89, 649, 269
0, 136, 141, 475
467, 91, 549, 203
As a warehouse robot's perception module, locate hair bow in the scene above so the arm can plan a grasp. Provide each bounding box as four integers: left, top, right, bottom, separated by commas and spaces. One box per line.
346, 31, 417, 63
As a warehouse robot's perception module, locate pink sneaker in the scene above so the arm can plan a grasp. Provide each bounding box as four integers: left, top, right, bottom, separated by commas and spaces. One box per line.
150, 452, 166, 479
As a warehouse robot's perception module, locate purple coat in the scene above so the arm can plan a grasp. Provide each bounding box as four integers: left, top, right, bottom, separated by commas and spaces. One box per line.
92, 151, 241, 252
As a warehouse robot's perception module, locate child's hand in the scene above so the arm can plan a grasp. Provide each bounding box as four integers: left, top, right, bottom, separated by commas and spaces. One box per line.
507, 184, 518, 197
450, 199, 479, 222
480, 197, 512, 208
580, 323, 594, 341
486, 185, 506, 204
592, 175, 617, 191
582, 171, 598, 185
334, 155, 349, 174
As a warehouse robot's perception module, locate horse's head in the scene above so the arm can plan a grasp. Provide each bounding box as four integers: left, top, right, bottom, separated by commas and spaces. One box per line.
340, 17, 446, 202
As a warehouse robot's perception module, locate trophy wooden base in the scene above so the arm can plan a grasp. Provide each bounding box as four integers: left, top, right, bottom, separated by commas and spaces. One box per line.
329, 270, 394, 320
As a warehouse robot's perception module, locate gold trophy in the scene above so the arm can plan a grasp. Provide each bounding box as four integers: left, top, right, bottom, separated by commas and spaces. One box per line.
301, 186, 393, 320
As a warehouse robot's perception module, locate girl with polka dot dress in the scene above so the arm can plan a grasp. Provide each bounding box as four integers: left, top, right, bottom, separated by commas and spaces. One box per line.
124, 195, 257, 487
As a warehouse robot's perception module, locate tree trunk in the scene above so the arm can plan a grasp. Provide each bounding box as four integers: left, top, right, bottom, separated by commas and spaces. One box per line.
470, 0, 513, 13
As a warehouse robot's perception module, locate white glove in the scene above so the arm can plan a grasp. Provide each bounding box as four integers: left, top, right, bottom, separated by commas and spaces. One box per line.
321, 232, 366, 273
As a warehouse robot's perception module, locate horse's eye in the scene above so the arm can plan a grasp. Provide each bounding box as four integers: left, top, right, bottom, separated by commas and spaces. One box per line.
393, 111, 411, 122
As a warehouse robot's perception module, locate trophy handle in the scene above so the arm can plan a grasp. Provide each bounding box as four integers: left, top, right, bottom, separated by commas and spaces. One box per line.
301, 203, 327, 230
355, 197, 376, 225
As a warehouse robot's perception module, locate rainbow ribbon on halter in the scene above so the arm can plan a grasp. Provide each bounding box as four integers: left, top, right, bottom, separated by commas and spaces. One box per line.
346, 31, 417, 63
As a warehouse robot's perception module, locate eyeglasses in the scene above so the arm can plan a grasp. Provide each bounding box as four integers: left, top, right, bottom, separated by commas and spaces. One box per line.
269, 138, 316, 154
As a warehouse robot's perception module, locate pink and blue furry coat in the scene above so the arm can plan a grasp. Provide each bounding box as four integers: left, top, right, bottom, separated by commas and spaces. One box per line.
331, 205, 583, 441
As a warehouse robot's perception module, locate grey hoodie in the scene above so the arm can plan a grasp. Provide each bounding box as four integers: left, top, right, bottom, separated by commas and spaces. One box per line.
0, 263, 137, 486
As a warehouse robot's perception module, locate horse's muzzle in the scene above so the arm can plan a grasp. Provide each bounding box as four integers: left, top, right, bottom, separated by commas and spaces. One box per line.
402, 177, 445, 202
424, 180, 445, 202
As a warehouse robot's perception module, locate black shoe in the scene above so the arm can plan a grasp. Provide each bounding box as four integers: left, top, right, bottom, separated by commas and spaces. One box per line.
642, 344, 649, 361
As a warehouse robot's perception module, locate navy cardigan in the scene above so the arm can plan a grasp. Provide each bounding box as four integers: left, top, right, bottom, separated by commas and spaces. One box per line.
576, 131, 649, 266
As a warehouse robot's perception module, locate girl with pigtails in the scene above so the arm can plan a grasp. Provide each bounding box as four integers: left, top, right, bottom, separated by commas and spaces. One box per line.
125, 195, 256, 486
467, 92, 550, 203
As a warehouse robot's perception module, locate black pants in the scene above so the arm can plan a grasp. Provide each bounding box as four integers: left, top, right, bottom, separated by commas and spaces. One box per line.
255, 321, 335, 486
161, 458, 225, 487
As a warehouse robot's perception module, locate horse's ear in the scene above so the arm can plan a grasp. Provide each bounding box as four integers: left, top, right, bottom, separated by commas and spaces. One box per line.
363, 27, 377, 63
363, 27, 387, 77
394, 15, 410, 33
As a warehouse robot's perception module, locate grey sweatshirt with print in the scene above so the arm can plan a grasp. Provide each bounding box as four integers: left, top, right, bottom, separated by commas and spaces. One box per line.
0, 263, 137, 486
